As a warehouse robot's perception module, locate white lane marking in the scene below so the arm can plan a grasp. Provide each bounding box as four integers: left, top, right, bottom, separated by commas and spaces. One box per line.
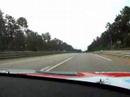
45, 56, 73, 72
94, 54, 112, 61
40, 66, 51, 71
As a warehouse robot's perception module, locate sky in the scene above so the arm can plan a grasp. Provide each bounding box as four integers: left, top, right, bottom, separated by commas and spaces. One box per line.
0, 0, 130, 50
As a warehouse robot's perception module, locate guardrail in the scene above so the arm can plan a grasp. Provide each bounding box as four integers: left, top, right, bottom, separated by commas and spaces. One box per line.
0, 51, 66, 59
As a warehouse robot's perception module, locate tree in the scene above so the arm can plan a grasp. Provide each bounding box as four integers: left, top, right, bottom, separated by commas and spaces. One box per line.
0, 9, 77, 52
42, 32, 51, 42
25, 30, 36, 51
5, 15, 19, 50
0, 10, 6, 50
17, 17, 28, 28
25, 30, 44, 51
87, 6, 130, 51
13, 30, 25, 50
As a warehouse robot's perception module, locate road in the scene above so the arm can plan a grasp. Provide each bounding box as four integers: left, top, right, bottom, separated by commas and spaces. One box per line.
0, 53, 130, 72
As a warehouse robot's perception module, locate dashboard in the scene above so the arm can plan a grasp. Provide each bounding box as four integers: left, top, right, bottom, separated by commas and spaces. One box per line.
0, 73, 129, 97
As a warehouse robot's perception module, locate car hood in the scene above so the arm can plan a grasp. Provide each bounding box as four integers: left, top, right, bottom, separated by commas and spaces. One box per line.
0, 69, 130, 90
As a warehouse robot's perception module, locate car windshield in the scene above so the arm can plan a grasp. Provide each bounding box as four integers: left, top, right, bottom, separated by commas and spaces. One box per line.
0, 0, 130, 88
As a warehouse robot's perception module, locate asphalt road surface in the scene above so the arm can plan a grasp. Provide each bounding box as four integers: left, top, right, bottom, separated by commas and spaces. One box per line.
0, 53, 130, 72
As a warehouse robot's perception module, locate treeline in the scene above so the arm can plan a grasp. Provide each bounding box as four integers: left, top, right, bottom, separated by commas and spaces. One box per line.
88, 6, 130, 51
0, 10, 81, 52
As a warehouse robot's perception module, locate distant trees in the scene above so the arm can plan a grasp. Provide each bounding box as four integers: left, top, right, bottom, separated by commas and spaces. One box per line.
88, 6, 130, 51
0, 10, 80, 52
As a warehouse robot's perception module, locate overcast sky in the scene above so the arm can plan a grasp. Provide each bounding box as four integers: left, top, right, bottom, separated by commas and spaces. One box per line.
0, 0, 130, 50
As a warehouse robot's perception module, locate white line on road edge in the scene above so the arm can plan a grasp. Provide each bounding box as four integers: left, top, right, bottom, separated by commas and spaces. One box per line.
94, 54, 112, 61
45, 56, 73, 72
40, 66, 51, 71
